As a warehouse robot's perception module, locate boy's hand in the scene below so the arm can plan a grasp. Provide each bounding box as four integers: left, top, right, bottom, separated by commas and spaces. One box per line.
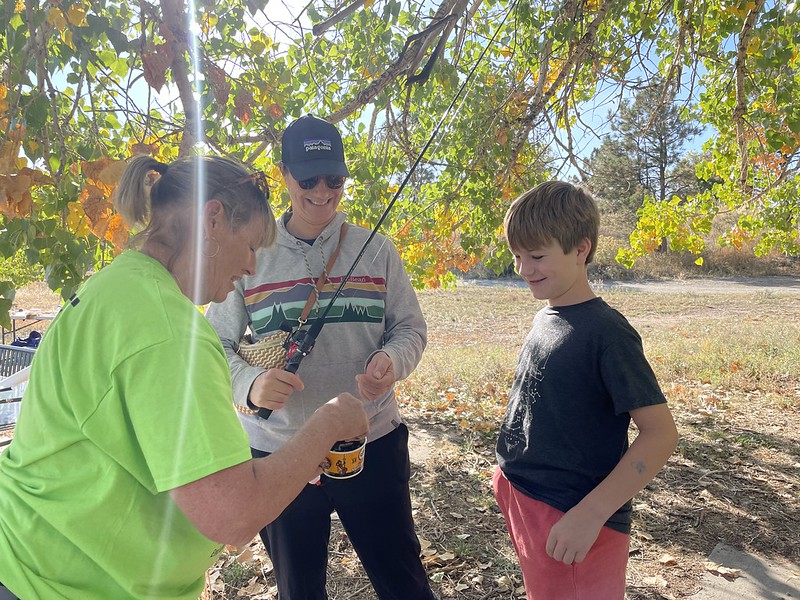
545, 508, 603, 565
355, 351, 395, 400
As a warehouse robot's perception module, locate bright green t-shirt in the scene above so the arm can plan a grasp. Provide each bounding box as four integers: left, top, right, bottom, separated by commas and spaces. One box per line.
0, 251, 251, 599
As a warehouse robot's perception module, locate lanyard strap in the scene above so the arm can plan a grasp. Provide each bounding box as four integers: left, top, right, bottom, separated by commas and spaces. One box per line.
297, 222, 349, 324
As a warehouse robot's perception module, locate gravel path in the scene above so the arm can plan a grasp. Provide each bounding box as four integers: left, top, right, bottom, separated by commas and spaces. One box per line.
461, 275, 800, 295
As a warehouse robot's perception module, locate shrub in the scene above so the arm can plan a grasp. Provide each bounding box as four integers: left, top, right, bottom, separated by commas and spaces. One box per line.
0, 250, 44, 288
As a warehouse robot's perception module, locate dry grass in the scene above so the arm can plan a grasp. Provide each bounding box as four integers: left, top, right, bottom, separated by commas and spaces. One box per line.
9, 281, 62, 312
208, 282, 800, 600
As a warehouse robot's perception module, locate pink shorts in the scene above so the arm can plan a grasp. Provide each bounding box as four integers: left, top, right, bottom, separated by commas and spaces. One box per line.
493, 466, 630, 600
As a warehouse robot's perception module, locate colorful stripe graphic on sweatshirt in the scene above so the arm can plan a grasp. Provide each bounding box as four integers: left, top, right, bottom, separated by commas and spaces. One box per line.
244, 275, 386, 335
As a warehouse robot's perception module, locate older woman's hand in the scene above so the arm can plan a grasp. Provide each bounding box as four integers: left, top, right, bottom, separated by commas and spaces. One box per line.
249, 369, 304, 411
318, 392, 370, 442
355, 351, 395, 401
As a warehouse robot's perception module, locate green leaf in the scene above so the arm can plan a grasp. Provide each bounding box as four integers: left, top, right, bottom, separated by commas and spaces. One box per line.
25, 94, 50, 130
0, 282, 16, 330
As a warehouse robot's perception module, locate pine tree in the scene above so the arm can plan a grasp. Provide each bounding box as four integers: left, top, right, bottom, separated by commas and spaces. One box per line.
585, 81, 704, 217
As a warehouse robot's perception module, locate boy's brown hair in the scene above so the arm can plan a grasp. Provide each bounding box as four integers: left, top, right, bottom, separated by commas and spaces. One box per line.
504, 181, 600, 264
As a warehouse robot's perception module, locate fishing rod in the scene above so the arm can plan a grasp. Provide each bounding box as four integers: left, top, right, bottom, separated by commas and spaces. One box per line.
258, 3, 516, 420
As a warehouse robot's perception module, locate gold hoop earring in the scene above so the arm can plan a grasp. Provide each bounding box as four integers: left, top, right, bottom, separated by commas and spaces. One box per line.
204, 237, 220, 258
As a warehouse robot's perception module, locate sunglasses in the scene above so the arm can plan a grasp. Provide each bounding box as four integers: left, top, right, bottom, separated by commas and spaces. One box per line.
297, 174, 346, 190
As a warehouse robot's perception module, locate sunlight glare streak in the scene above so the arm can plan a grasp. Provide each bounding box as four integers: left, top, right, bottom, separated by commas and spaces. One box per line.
151, 0, 210, 583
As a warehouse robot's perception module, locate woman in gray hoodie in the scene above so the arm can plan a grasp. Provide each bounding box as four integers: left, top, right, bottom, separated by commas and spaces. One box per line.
206, 115, 436, 600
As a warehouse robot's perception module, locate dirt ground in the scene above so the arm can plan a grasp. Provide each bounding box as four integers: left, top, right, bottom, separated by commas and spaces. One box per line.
207, 393, 798, 600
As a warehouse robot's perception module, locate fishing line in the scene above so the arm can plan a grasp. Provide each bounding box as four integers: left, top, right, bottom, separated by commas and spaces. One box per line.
367, 2, 518, 261
258, 0, 517, 419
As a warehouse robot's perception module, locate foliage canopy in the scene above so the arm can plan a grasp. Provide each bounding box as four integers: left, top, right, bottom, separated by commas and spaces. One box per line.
1, 0, 798, 323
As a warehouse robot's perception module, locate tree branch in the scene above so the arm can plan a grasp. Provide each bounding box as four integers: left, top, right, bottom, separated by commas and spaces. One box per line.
733, 0, 765, 193
159, 0, 197, 155
506, 0, 614, 181
325, 15, 457, 124
312, 0, 366, 36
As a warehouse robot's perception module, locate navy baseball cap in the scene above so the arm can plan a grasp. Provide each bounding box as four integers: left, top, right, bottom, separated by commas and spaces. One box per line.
281, 114, 350, 180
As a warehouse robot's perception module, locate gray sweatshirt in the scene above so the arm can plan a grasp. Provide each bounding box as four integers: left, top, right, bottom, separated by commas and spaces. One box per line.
206, 211, 427, 452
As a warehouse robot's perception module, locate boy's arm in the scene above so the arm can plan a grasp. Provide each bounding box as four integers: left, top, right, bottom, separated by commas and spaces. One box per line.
546, 403, 679, 565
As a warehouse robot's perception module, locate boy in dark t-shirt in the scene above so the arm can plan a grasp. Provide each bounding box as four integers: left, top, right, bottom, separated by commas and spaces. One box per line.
494, 181, 679, 600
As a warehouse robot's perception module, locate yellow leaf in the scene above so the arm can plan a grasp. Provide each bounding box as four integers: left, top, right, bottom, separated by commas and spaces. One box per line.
0, 84, 6, 100
364, 0, 375, 7
46, 7, 66, 30
694, 257, 704, 266
66, 4, 87, 26
202, 12, 218, 34
66, 201, 92, 237
61, 28, 75, 50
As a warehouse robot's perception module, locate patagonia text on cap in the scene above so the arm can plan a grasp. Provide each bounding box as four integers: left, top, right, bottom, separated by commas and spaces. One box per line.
281, 114, 350, 181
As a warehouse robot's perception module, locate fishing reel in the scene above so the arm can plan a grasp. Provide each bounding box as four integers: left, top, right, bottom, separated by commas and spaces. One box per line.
282, 323, 317, 374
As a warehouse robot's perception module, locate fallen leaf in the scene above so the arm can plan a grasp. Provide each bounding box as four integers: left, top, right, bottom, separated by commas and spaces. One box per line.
235, 547, 254, 563
236, 577, 262, 596
658, 553, 678, 566
642, 575, 668, 587
704, 561, 742, 580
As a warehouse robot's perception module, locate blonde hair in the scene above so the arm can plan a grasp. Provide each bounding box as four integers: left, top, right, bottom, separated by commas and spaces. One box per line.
504, 181, 600, 264
114, 155, 276, 269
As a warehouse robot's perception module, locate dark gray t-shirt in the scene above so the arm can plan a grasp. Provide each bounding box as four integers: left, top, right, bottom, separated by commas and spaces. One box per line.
496, 297, 667, 534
